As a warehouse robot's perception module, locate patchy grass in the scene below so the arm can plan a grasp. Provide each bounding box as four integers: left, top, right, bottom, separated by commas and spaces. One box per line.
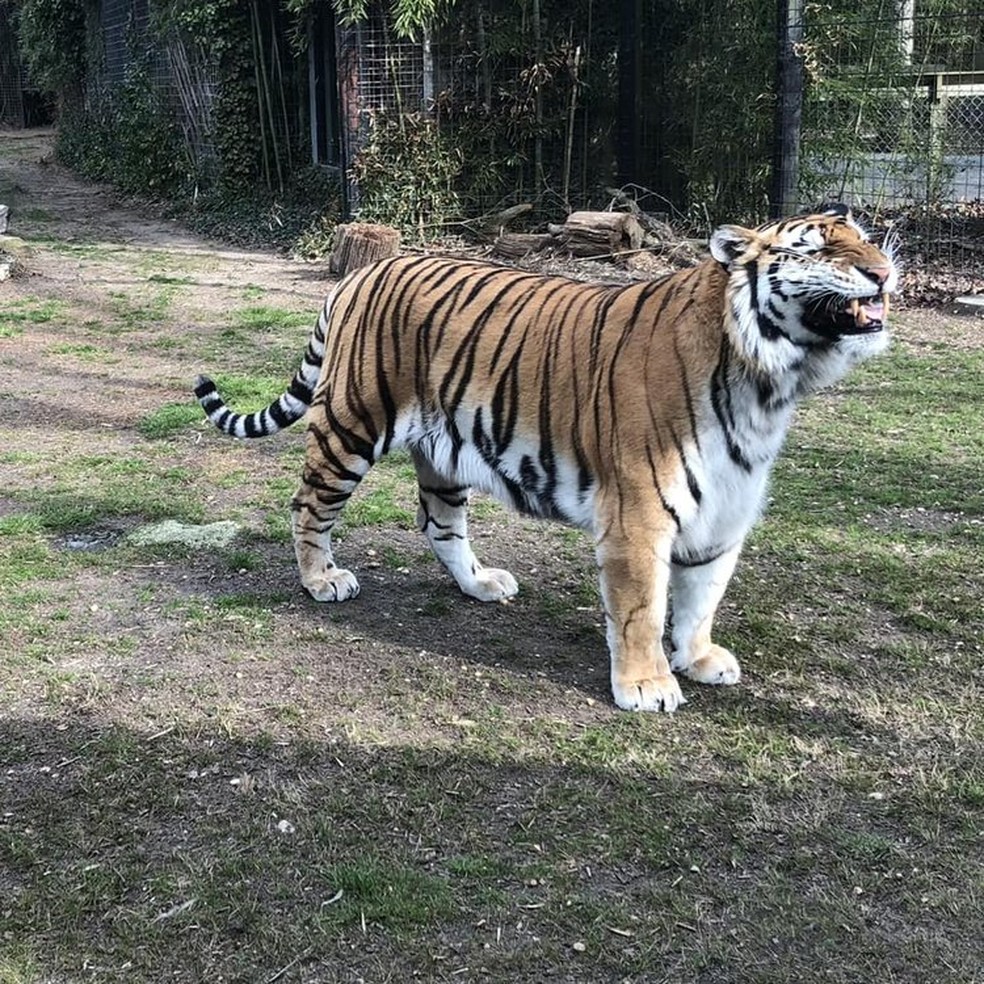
0, 297, 66, 337
226, 305, 313, 334
138, 402, 204, 438
103, 287, 178, 332
0, 189, 981, 984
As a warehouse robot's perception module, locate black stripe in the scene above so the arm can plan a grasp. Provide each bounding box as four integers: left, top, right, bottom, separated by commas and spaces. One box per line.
672, 337, 701, 451
645, 445, 681, 531
670, 429, 702, 505
288, 377, 312, 403
710, 339, 752, 473
269, 399, 301, 430
671, 546, 731, 568
194, 376, 215, 399
491, 349, 522, 451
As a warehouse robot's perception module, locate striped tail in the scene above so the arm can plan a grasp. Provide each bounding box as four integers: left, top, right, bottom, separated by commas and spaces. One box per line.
194, 304, 328, 439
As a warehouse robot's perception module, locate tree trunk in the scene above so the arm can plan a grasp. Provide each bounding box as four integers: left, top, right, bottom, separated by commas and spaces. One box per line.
329, 223, 401, 276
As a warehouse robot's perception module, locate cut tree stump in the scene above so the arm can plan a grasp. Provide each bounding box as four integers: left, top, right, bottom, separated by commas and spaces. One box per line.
547, 211, 644, 261
329, 222, 401, 277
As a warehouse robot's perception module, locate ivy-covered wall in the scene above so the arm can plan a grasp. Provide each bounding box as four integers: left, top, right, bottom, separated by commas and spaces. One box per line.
14, 0, 336, 245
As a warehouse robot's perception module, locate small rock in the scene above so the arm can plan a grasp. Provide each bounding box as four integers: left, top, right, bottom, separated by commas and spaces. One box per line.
129, 520, 240, 549
0, 234, 31, 257
953, 295, 984, 317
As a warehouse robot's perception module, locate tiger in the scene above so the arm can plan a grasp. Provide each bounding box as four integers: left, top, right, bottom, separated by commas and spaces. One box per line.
195, 204, 897, 713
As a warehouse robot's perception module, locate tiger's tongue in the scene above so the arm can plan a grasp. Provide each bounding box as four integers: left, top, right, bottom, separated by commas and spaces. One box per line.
847, 297, 888, 326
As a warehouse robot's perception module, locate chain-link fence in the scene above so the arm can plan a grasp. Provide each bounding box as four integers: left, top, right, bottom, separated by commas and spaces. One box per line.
89, 0, 306, 192
799, 3, 983, 272
8, 0, 982, 275
93, 0, 220, 182
0, 0, 50, 128
325, 0, 982, 277
0, 1, 25, 126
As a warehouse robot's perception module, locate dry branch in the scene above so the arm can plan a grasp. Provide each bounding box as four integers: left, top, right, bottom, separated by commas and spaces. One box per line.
472, 203, 534, 242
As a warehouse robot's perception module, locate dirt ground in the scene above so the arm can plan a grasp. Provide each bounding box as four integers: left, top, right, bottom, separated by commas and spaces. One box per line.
0, 129, 635, 747
1, 125, 980, 755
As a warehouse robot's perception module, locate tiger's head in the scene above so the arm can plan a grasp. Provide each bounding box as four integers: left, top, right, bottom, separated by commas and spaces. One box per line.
709, 204, 898, 374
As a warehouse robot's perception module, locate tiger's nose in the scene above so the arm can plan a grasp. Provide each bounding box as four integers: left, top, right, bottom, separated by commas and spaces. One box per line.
861, 265, 892, 286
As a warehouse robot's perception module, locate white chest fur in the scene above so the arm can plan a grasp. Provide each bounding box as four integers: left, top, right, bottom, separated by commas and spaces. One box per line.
670, 371, 798, 560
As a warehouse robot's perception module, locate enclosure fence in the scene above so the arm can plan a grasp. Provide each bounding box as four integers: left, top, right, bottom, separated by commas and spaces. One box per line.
11, 0, 982, 273
800, 3, 983, 271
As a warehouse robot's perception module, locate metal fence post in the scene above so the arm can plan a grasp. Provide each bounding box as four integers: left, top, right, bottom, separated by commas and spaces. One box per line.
771, 0, 804, 217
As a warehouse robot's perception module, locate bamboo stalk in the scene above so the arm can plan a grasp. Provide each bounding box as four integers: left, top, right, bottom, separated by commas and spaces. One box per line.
533, 0, 544, 192
268, 4, 293, 173
562, 43, 581, 210
256, 1, 283, 193
249, 1, 271, 189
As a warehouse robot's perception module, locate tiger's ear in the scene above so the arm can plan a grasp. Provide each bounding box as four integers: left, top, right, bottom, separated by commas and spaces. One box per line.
709, 225, 757, 267
819, 202, 852, 220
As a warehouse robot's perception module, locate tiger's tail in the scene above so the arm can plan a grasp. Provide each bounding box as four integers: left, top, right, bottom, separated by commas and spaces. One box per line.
194, 304, 328, 439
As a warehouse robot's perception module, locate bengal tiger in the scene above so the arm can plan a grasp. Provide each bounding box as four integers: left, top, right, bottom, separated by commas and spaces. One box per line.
195, 204, 896, 713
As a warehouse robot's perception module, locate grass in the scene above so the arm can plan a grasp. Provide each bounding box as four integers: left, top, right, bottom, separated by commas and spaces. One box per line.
1, 206, 981, 983
4, 454, 204, 531
104, 287, 178, 332
138, 402, 204, 438
0, 297, 66, 337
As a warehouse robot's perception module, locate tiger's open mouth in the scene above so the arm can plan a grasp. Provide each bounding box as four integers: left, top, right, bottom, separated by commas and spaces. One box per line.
804, 293, 890, 338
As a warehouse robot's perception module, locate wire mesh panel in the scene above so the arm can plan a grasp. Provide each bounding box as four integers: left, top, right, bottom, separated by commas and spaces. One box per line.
0, 2, 25, 127
801, 1, 984, 271
351, 13, 427, 115
94, 0, 220, 183
429, 1, 779, 226
161, 32, 219, 182
432, 1, 619, 219
87, 0, 312, 192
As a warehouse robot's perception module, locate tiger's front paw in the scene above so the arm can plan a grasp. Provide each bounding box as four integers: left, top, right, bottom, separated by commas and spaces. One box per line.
460, 567, 519, 603
301, 567, 361, 602
672, 644, 741, 686
611, 672, 686, 713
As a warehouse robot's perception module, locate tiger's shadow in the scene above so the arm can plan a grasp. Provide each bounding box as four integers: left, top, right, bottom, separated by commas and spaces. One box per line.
192, 524, 898, 744
319, 528, 611, 697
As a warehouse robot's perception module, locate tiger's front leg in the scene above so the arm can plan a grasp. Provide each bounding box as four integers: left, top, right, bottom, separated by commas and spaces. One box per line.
595, 497, 684, 713
668, 544, 743, 685
291, 419, 370, 603
412, 452, 518, 602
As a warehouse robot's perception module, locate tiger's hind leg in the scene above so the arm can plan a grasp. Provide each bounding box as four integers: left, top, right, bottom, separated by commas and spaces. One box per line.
291, 421, 372, 603
412, 451, 518, 602
668, 544, 743, 685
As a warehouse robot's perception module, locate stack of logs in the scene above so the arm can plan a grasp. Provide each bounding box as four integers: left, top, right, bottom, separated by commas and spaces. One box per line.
327, 208, 694, 278
490, 210, 645, 263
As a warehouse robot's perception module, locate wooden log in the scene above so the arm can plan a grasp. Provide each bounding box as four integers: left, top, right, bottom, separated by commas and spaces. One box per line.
491, 232, 556, 259
329, 222, 401, 277
547, 210, 645, 261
